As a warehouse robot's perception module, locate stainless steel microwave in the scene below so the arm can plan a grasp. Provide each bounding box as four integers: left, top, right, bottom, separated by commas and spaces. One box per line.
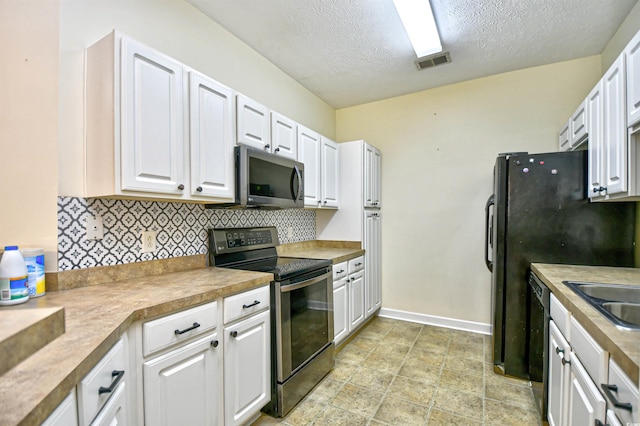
233, 145, 304, 208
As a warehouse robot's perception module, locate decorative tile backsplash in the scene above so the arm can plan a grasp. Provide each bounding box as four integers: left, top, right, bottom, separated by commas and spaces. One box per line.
57, 197, 316, 271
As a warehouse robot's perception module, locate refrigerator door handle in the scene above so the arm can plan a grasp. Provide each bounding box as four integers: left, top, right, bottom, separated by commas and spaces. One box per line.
485, 194, 495, 272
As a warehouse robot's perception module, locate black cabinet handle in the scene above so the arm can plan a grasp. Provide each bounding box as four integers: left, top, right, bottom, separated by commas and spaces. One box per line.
242, 300, 260, 309
355, 262, 362, 267
264, 144, 270, 150
98, 370, 125, 395
174, 322, 200, 335
211, 340, 219, 348
593, 186, 607, 193
274, 147, 280, 152
177, 184, 185, 190
555, 347, 564, 355
230, 331, 238, 338
337, 269, 345, 274
196, 186, 203, 192
561, 358, 571, 366
601, 384, 633, 411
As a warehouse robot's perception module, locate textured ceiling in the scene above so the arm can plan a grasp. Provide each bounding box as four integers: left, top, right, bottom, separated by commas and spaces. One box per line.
187, 0, 638, 109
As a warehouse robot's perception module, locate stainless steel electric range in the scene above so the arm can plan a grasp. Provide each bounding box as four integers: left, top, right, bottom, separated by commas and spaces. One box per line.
208, 227, 334, 417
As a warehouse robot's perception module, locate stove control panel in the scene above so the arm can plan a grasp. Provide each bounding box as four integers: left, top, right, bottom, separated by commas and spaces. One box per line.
209, 227, 279, 255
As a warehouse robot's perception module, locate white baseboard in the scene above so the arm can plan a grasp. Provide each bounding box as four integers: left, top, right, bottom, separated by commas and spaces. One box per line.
378, 307, 492, 335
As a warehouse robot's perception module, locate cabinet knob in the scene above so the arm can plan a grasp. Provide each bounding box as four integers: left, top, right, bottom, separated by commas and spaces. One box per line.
196, 186, 203, 192
317, 200, 322, 205
177, 184, 185, 190
264, 144, 270, 150
274, 147, 280, 152
210, 340, 219, 348
323, 200, 327, 204
230, 331, 238, 338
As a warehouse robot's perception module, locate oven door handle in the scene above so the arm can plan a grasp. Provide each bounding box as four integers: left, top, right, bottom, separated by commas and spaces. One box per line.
280, 272, 330, 293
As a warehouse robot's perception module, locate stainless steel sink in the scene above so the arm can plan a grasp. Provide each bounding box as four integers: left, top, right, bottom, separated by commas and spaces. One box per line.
563, 281, 640, 331
602, 302, 640, 327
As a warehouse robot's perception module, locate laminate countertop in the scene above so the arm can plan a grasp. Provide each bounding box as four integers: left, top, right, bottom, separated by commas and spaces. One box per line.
0, 266, 273, 426
531, 263, 640, 387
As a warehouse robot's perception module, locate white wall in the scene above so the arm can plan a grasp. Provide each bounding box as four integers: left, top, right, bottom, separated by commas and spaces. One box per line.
58, 0, 336, 196
335, 56, 602, 325
0, 0, 59, 271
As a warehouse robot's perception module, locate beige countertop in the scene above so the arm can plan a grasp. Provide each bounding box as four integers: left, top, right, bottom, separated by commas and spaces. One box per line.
531, 263, 640, 387
0, 240, 363, 425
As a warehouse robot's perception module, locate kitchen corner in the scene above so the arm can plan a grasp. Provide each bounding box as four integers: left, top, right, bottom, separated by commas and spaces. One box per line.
0, 240, 363, 426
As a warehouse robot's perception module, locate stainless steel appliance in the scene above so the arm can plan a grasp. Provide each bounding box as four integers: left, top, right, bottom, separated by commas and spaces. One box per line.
209, 227, 334, 417
484, 150, 635, 420
209, 145, 304, 209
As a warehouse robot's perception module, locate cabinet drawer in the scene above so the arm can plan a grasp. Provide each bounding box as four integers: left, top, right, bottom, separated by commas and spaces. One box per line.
143, 301, 217, 357
348, 256, 364, 274
333, 276, 348, 289
77, 335, 127, 426
333, 261, 348, 280
224, 285, 270, 325
606, 359, 639, 424
550, 293, 571, 341
570, 316, 608, 384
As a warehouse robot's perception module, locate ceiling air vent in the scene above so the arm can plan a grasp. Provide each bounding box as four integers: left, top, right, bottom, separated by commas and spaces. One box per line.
415, 52, 451, 70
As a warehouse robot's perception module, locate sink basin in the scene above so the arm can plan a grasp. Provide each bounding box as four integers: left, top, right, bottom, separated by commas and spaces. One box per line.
563, 281, 640, 331
602, 302, 640, 327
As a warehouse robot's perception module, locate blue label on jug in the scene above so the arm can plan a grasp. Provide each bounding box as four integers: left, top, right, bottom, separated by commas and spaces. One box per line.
0, 275, 29, 300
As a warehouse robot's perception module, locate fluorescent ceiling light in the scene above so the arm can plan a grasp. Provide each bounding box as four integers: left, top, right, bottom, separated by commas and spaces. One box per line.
392, 0, 442, 57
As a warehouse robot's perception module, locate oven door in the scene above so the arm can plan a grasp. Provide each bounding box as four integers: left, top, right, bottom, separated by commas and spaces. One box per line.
275, 269, 333, 382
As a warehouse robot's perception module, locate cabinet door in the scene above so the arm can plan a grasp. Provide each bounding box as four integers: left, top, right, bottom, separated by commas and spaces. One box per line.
567, 355, 606, 426
603, 55, 627, 196
364, 211, 381, 318
237, 94, 270, 150
321, 137, 339, 208
271, 112, 297, 160
364, 143, 376, 207
559, 120, 571, 152
42, 389, 78, 426
570, 100, 588, 148
373, 148, 382, 207
121, 37, 186, 195
189, 71, 235, 201
626, 30, 640, 127
298, 126, 322, 207
224, 310, 270, 426
143, 333, 220, 426
349, 270, 365, 329
333, 278, 349, 344
548, 320, 570, 426
588, 81, 605, 199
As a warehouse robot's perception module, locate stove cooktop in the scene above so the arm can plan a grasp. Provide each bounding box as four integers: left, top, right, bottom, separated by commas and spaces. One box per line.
219, 256, 331, 281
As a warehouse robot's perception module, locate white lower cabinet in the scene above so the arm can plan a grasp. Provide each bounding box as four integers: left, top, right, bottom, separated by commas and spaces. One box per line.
364, 211, 381, 318
223, 309, 270, 426
548, 320, 570, 426
143, 333, 220, 425
567, 355, 606, 425
91, 380, 128, 426
333, 276, 349, 345
42, 389, 79, 426
348, 269, 365, 331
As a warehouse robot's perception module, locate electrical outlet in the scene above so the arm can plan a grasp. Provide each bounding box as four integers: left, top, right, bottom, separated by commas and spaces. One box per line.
141, 231, 157, 253
86, 215, 104, 240
287, 226, 293, 239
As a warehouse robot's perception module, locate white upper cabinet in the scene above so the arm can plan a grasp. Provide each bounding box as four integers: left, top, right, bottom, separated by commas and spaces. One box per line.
364, 143, 381, 208
189, 71, 235, 200
120, 37, 186, 195
320, 137, 339, 208
298, 125, 322, 207
588, 81, 605, 199
602, 55, 627, 196
86, 31, 235, 203
626, 29, 640, 128
570, 99, 588, 148
559, 119, 571, 151
236, 94, 270, 151
270, 112, 297, 160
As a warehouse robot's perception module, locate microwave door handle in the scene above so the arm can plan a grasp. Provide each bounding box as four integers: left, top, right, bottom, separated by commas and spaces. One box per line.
291, 165, 302, 201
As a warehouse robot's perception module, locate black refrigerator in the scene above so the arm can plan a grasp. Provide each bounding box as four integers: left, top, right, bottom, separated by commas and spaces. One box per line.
484, 150, 635, 381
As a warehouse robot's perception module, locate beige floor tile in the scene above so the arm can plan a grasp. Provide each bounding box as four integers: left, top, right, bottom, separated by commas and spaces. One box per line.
388, 375, 436, 406
484, 399, 542, 425
419, 326, 452, 343
328, 359, 358, 382
433, 387, 484, 421
330, 383, 384, 417
485, 380, 536, 409
349, 366, 395, 391
283, 397, 326, 426
443, 355, 484, 374
312, 405, 369, 426
413, 336, 449, 353
335, 345, 370, 365
307, 377, 344, 404
398, 358, 442, 383
406, 346, 446, 368
363, 350, 405, 374
380, 331, 420, 346
372, 341, 412, 358
374, 395, 430, 425
439, 368, 483, 396
427, 408, 483, 425
447, 341, 484, 361
347, 335, 379, 352
250, 414, 288, 425
484, 367, 533, 388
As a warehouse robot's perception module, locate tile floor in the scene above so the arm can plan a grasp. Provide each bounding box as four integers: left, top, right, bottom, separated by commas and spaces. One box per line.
253, 316, 542, 426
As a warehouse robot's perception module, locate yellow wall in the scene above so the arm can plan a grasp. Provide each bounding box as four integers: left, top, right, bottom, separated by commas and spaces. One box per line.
58, 0, 336, 196
0, 0, 60, 271
336, 56, 602, 324
602, 0, 640, 71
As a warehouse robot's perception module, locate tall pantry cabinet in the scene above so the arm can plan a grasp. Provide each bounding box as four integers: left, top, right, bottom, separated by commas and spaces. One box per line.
316, 140, 382, 321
